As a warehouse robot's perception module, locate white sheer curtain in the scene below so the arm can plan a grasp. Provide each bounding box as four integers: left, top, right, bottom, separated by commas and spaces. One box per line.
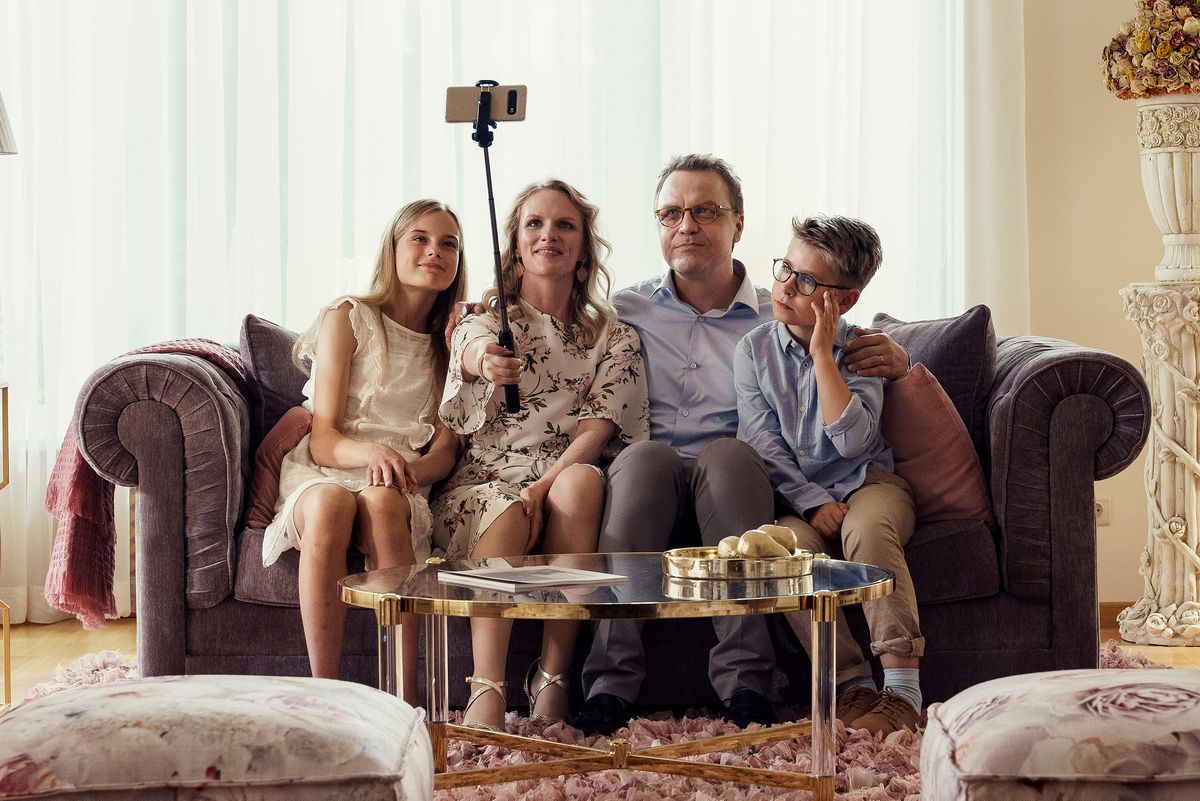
0, 0, 1016, 624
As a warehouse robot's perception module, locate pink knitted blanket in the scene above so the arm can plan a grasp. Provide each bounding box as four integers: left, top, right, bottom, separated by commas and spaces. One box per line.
43, 339, 248, 629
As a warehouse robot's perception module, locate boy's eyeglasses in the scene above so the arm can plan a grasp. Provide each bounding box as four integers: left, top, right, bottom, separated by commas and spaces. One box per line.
654, 204, 738, 228
771, 259, 853, 296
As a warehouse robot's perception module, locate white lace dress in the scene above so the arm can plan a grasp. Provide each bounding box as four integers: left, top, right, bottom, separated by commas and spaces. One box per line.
262, 297, 439, 566
431, 304, 650, 559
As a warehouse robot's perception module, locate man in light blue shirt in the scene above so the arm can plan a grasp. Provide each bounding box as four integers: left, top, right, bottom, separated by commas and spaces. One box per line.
575, 154, 780, 735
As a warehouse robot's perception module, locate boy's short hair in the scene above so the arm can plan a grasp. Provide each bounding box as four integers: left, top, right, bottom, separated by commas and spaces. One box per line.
791, 214, 882, 290
655, 154, 744, 214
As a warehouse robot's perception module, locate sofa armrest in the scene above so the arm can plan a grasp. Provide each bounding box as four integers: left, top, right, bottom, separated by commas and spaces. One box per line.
74, 353, 251, 612
988, 337, 1149, 605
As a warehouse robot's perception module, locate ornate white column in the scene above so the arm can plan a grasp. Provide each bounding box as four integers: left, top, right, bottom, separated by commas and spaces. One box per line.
1119, 95, 1200, 645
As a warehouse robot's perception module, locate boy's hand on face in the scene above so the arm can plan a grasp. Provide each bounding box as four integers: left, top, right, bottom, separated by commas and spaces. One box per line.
809, 290, 840, 359
808, 502, 849, 538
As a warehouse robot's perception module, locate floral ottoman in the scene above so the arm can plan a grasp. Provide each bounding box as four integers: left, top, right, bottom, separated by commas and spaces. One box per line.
0, 674, 432, 800
922, 668, 1200, 801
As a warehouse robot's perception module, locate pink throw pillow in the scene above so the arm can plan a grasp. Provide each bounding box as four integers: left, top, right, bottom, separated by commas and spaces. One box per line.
244, 406, 312, 529
883, 363, 993, 523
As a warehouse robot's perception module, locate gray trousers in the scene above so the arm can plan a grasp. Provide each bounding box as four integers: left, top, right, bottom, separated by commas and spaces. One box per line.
581, 438, 776, 704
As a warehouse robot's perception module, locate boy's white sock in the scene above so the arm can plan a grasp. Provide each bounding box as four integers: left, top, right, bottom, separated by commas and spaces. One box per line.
882, 667, 922, 712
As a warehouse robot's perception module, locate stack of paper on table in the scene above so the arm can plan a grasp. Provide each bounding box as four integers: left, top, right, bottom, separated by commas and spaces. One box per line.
437, 565, 627, 593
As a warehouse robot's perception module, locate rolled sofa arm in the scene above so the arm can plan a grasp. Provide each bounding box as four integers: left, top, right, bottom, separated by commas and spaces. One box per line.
74, 353, 251, 611
988, 336, 1149, 606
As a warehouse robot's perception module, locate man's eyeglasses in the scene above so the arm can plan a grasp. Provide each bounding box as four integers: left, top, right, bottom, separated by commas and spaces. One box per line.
771, 259, 853, 296
654, 204, 738, 228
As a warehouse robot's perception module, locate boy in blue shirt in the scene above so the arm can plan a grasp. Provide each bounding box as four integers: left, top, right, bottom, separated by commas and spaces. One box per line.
733, 214, 922, 734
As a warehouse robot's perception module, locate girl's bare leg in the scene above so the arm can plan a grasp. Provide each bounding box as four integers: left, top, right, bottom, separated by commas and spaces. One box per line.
356, 487, 419, 706
463, 502, 530, 730
295, 484, 359, 679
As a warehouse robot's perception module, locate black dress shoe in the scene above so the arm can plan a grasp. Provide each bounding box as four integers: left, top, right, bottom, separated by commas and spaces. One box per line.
571, 692, 632, 737
724, 688, 775, 728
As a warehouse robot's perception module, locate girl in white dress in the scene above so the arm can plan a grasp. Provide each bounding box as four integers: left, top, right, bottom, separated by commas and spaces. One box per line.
433, 180, 649, 730
263, 199, 466, 703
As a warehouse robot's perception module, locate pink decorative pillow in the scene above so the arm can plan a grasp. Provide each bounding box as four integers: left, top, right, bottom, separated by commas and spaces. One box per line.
245, 406, 312, 529
882, 363, 993, 523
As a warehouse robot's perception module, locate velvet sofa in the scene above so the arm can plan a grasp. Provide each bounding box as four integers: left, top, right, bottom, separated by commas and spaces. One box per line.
70, 304, 1150, 708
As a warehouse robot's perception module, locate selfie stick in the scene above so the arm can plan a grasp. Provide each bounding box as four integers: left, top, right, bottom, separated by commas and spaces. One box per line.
472, 79, 520, 413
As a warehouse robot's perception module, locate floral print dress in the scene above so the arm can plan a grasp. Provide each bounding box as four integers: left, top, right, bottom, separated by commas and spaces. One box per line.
431, 303, 649, 559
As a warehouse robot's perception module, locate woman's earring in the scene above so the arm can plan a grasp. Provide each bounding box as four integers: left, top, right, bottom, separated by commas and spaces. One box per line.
575, 262, 588, 283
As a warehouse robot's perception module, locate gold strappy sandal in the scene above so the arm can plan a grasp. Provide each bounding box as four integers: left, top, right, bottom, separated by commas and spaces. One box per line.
462, 675, 507, 733
524, 658, 569, 724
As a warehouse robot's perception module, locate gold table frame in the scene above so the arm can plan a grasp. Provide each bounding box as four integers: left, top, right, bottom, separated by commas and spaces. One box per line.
341, 553, 893, 799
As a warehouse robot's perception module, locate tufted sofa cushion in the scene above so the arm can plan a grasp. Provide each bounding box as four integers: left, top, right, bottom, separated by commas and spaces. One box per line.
0, 675, 433, 800
235, 527, 367, 607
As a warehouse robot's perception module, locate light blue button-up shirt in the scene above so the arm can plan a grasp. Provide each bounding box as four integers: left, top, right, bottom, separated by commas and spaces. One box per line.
614, 260, 772, 459
733, 317, 893, 515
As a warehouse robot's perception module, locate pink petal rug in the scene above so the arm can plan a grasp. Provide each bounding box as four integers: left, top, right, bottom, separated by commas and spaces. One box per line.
22, 640, 1167, 801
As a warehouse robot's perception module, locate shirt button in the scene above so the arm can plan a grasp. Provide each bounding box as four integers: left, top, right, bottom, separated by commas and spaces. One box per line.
798, 448, 807, 457
798, 405, 806, 414
689, 362, 698, 369
681, 410, 690, 417
802, 363, 810, 370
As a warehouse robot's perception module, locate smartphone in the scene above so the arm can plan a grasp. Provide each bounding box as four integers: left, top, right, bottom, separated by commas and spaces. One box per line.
445, 84, 527, 124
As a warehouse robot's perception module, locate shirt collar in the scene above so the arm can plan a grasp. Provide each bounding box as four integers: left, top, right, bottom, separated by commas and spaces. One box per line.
652, 259, 759, 313
774, 317, 854, 355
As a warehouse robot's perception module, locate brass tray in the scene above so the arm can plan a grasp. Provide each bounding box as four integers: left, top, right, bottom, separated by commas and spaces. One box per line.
662, 546, 814, 580
663, 573, 814, 601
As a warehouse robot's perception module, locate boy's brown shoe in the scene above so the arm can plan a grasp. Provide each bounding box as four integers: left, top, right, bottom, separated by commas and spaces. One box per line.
848, 688, 921, 735
835, 685, 880, 727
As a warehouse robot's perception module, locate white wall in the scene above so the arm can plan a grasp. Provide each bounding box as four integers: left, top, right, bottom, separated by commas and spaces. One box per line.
1024, 0, 1161, 602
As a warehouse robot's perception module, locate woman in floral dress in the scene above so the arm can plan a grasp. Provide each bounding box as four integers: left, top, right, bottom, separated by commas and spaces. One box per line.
263, 199, 466, 704
433, 179, 649, 731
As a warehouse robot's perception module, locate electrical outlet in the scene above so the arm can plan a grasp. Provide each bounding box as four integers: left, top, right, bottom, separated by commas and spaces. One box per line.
1095, 497, 1112, 526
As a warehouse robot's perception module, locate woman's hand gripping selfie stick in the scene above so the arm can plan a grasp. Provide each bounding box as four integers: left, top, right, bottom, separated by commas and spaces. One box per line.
469, 80, 520, 412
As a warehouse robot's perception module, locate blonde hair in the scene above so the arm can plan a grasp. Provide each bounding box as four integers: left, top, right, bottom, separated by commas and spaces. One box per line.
295, 199, 467, 386
482, 179, 614, 346
790, 213, 882, 290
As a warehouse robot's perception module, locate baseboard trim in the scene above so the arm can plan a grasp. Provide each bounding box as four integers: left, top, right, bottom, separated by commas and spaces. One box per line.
1100, 601, 1129, 631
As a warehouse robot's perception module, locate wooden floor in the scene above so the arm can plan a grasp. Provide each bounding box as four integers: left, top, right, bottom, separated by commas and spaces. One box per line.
2, 616, 1197, 710
5, 617, 137, 704
1100, 624, 1200, 668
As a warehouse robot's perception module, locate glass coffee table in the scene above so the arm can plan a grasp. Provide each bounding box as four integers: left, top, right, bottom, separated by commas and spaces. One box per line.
340, 552, 892, 800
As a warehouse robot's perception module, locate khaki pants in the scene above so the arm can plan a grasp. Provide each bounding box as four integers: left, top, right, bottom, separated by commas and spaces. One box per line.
782, 464, 924, 686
